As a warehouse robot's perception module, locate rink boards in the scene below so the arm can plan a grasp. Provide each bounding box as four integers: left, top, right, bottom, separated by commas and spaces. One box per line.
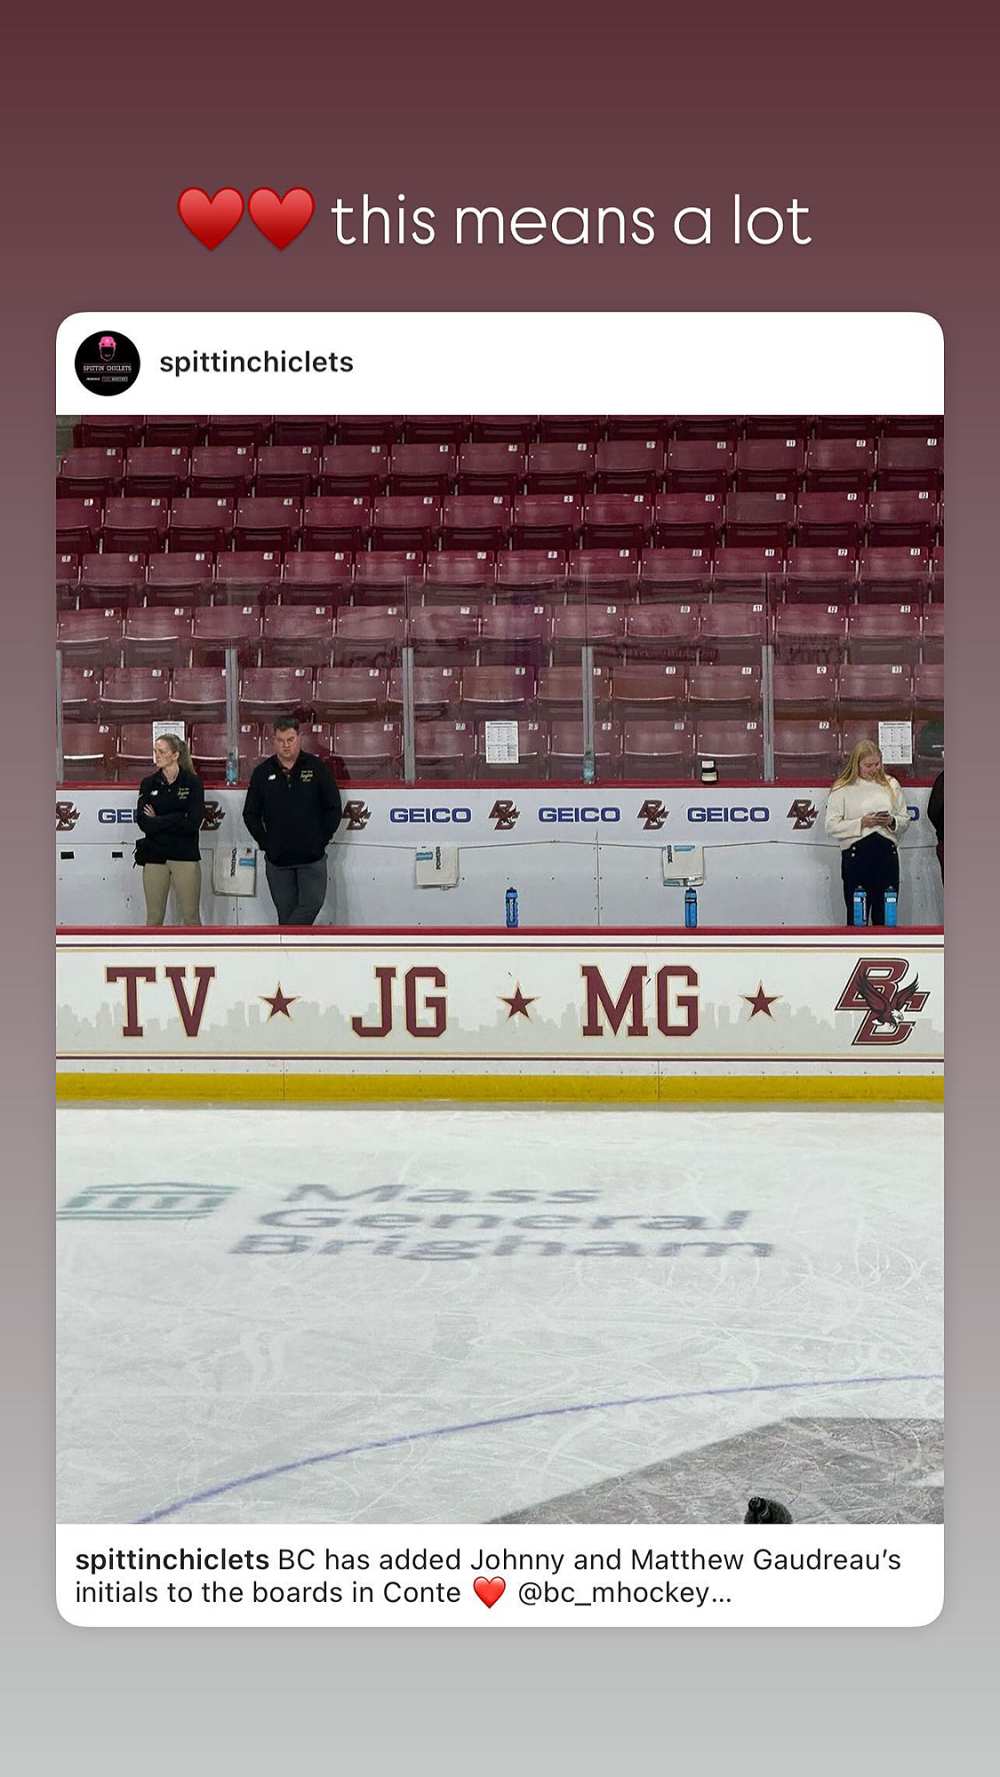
56, 928, 943, 1101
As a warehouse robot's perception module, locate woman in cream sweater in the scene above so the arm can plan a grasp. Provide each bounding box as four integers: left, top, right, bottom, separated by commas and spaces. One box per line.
824, 740, 910, 924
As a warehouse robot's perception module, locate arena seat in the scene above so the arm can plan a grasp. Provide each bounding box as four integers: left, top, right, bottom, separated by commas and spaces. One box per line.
866, 491, 938, 547
403, 417, 472, 445
536, 665, 611, 714
511, 496, 583, 549
100, 666, 170, 720
712, 546, 781, 599
388, 444, 457, 495
494, 550, 567, 596
475, 718, 546, 780
698, 603, 768, 662
271, 418, 331, 447
912, 664, 944, 718
144, 417, 208, 448
621, 718, 695, 779
300, 496, 370, 551
456, 443, 527, 496
318, 446, 388, 499
548, 718, 622, 781
526, 444, 596, 495
239, 666, 315, 721
335, 417, 403, 447
116, 723, 160, 775
353, 551, 425, 599
255, 445, 320, 499
261, 606, 335, 667
332, 605, 406, 664
387, 666, 461, 717
438, 497, 511, 551
56, 554, 80, 608
666, 440, 733, 491
794, 492, 865, 546
57, 450, 124, 500
408, 604, 480, 658
425, 551, 496, 598
610, 664, 688, 714
857, 547, 931, 598
59, 666, 101, 721
313, 667, 388, 721
922, 605, 944, 664
167, 498, 235, 553
772, 663, 838, 715
413, 719, 476, 780
694, 719, 764, 775
57, 608, 123, 665
803, 438, 876, 489
470, 416, 536, 444
74, 416, 144, 450
123, 607, 193, 666
687, 664, 762, 715
123, 447, 190, 498
204, 417, 268, 447
772, 719, 841, 781
594, 440, 665, 493
191, 606, 261, 666
784, 546, 857, 601
102, 497, 169, 554
56, 499, 102, 554
146, 553, 215, 604
460, 665, 536, 716
60, 722, 116, 781
772, 605, 847, 663
734, 438, 805, 490
214, 552, 281, 602
332, 720, 403, 780
190, 722, 260, 779
604, 416, 673, 442
724, 492, 795, 546
581, 496, 651, 548
812, 416, 876, 438
638, 549, 712, 595
281, 551, 354, 602
624, 602, 700, 658
370, 497, 440, 550
478, 604, 547, 661
672, 417, 740, 442
188, 447, 255, 498
234, 497, 302, 552
743, 416, 808, 439
548, 603, 626, 660
838, 664, 913, 718
538, 416, 604, 444
80, 554, 146, 608
169, 668, 228, 721
846, 605, 921, 663
567, 548, 639, 591
877, 436, 943, 488
652, 493, 723, 548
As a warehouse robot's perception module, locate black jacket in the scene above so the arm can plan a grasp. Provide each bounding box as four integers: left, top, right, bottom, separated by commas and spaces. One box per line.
134, 767, 205, 863
242, 751, 342, 866
927, 771, 943, 845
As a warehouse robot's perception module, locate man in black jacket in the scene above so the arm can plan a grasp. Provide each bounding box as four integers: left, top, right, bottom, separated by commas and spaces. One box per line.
242, 717, 343, 925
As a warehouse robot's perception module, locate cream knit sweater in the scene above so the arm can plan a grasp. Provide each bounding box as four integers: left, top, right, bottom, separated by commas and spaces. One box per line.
824, 777, 910, 850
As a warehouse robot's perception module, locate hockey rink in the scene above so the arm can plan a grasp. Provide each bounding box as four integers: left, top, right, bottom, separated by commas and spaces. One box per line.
57, 1104, 943, 1527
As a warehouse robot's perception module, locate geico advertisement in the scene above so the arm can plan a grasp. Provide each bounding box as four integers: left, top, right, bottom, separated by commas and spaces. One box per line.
56, 786, 930, 848
57, 936, 943, 1062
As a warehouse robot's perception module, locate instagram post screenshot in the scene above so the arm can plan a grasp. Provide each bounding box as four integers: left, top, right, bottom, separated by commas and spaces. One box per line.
54, 310, 943, 1629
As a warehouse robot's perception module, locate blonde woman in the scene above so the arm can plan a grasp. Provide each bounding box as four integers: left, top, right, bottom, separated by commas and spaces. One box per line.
134, 733, 205, 926
825, 739, 910, 925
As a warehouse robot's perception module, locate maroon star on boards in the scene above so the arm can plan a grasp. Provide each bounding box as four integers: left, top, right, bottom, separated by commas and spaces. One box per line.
500, 984, 537, 1020
261, 984, 298, 1019
741, 982, 781, 1019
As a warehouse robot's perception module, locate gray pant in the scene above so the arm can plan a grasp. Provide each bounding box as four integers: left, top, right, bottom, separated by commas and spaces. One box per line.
265, 858, 328, 926
143, 860, 202, 926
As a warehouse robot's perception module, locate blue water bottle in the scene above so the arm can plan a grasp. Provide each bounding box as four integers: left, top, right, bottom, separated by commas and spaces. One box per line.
883, 888, 898, 928
852, 888, 867, 927
505, 886, 519, 929
684, 887, 698, 929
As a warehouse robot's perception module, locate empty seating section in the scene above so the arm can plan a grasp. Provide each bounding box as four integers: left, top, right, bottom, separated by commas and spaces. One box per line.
57, 416, 944, 782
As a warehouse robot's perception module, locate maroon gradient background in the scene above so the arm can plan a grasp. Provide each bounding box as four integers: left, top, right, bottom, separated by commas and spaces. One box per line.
4, 2, 996, 1767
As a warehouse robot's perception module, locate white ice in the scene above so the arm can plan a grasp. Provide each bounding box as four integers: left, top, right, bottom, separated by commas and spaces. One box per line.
57, 1105, 942, 1524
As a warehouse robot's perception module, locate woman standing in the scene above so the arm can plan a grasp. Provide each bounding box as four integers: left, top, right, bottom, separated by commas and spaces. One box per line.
134, 733, 205, 926
824, 739, 910, 925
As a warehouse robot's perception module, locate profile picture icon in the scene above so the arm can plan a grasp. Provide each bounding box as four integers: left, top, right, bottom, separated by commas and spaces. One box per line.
98, 335, 117, 362
74, 329, 140, 397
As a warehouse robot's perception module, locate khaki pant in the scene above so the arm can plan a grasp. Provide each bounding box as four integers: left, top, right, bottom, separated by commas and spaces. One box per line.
142, 860, 202, 926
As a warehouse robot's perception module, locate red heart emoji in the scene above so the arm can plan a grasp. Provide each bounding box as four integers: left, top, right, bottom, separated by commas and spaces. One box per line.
248, 187, 316, 250
177, 187, 244, 250
473, 1576, 505, 1609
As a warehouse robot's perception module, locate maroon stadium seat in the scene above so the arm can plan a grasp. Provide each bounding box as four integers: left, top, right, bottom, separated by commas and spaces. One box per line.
56, 499, 102, 554
921, 605, 944, 664
301, 496, 371, 551
255, 445, 320, 498
813, 416, 877, 439
192, 605, 262, 665
478, 604, 547, 661
743, 416, 808, 439
239, 666, 315, 721
846, 605, 921, 664
604, 416, 672, 443
234, 497, 302, 552
332, 605, 406, 664
313, 668, 388, 721
694, 720, 764, 775
102, 497, 169, 554
146, 416, 210, 447
116, 723, 162, 775
123, 447, 190, 498
169, 668, 228, 721
456, 443, 527, 496
57, 450, 124, 500
638, 549, 712, 595
803, 438, 876, 489
460, 665, 536, 716
538, 416, 604, 444
100, 666, 170, 720
335, 417, 404, 447
773, 719, 841, 781
167, 498, 235, 553
470, 416, 536, 444
495, 550, 568, 596
271, 418, 331, 447
190, 722, 259, 779
652, 493, 723, 549
403, 417, 472, 445
526, 444, 595, 495
425, 551, 496, 598
74, 416, 144, 450
548, 603, 626, 659
57, 608, 123, 666
622, 718, 695, 780
724, 491, 795, 546
567, 548, 639, 591
867, 491, 938, 547
666, 440, 734, 491
772, 663, 838, 715
687, 665, 762, 715
80, 554, 146, 607
146, 552, 215, 605
353, 551, 425, 600
388, 445, 457, 495
581, 495, 651, 548
712, 546, 782, 599
281, 551, 354, 602
387, 666, 461, 717
438, 496, 511, 551
475, 719, 546, 781
318, 446, 389, 498
370, 497, 440, 550
123, 607, 193, 666
880, 416, 943, 437
548, 719, 622, 782
734, 438, 805, 490
624, 602, 701, 658
795, 492, 866, 546
672, 418, 740, 442
261, 606, 335, 667
536, 665, 611, 714
698, 603, 768, 662
408, 604, 480, 659
611, 664, 688, 713
594, 440, 665, 494
511, 496, 582, 549
60, 722, 116, 781
838, 664, 913, 718
877, 435, 943, 488
784, 546, 857, 602
215, 552, 281, 602
189, 447, 255, 498
912, 664, 943, 718
772, 605, 847, 663
59, 666, 102, 721
56, 554, 80, 608
857, 547, 931, 598
414, 719, 476, 780
332, 720, 402, 780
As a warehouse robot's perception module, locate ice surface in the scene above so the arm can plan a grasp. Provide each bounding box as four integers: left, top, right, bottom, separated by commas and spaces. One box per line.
57, 1105, 942, 1525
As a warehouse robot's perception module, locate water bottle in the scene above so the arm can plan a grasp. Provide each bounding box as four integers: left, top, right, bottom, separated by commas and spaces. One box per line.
505, 886, 519, 929
581, 751, 596, 787
883, 888, 898, 927
852, 888, 867, 927
684, 887, 698, 929
225, 749, 238, 787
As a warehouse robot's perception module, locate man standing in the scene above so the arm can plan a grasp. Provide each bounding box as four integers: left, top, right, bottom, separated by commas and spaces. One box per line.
242, 717, 342, 925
